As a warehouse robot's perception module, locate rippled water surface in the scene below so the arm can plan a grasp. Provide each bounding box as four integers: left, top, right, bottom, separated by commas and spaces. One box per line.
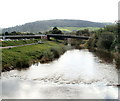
2, 49, 119, 99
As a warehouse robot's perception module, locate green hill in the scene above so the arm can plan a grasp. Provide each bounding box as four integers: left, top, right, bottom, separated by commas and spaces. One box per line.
2, 19, 113, 33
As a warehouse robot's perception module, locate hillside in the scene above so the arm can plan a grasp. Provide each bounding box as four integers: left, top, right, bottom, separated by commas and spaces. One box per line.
0, 28, 2, 34
2, 19, 113, 33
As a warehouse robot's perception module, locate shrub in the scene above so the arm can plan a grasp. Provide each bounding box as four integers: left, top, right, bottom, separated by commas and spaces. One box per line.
50, 48, 60, 58
97, 32, 114, 50
15, 58, 30, 68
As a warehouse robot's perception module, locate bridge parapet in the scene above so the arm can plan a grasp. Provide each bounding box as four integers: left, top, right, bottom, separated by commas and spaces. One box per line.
47, 34, 90, 40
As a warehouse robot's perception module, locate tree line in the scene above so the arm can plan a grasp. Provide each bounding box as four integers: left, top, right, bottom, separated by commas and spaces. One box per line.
2, 31, 35, 36
86, 21, 120, 53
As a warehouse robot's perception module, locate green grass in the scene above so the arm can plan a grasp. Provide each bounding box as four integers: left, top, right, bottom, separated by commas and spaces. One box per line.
57, 27, 101, 32
2, 41, 66, 71
1, 39, 42, 47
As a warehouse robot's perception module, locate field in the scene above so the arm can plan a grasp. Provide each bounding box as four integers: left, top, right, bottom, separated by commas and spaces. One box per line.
57, 27, 101, 32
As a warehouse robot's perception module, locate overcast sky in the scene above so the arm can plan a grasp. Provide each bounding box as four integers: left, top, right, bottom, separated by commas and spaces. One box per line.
0, 0, 119, 28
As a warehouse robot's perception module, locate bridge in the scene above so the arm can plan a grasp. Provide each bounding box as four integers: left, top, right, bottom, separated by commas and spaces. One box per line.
47, 34, 90, 40
0, 34, 90, 40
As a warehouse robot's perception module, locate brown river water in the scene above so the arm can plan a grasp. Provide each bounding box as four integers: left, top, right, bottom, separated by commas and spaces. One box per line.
1, 49, 119, 99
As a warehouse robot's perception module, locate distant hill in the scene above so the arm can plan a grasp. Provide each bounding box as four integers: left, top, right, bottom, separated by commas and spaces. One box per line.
0, 28, 2, 34
2, 19, 113, 33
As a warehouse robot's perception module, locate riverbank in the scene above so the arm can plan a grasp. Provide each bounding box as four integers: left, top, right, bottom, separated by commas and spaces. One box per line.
2, 41, 66, 72
88, 48, 120, 69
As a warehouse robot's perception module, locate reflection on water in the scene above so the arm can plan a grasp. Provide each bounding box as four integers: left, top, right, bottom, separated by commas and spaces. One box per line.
91, 50, 114, 64
2, 49, 119, 99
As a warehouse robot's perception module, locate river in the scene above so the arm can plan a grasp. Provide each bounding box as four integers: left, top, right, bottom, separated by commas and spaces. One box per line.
1, 49, 119, 99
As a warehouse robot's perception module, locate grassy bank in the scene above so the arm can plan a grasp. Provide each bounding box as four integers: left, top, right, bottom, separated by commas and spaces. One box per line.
1, 39, 41, 47
2, 41, 66, 72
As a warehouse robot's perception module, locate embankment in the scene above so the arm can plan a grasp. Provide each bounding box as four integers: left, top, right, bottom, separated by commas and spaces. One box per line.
2, 41, 66, 72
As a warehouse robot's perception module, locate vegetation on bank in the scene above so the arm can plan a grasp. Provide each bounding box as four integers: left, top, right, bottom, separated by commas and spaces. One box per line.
2, 41, 66, 72
86, 23, 120, 52
86, 22, 120, 68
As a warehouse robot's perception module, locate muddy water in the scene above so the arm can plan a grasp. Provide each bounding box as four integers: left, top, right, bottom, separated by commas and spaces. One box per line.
1, 49, 119, 99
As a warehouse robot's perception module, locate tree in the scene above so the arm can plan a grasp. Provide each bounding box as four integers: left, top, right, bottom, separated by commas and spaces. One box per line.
117, 21, 120, 43
52, 27, 63, 34
76, 29, 90, 36
97, 32, 114, 50
115, 21, 120, 52
5, 32, 9, 35
11, 31, 17, 35
104, 25, 117, 33
38, 32, 42, 34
